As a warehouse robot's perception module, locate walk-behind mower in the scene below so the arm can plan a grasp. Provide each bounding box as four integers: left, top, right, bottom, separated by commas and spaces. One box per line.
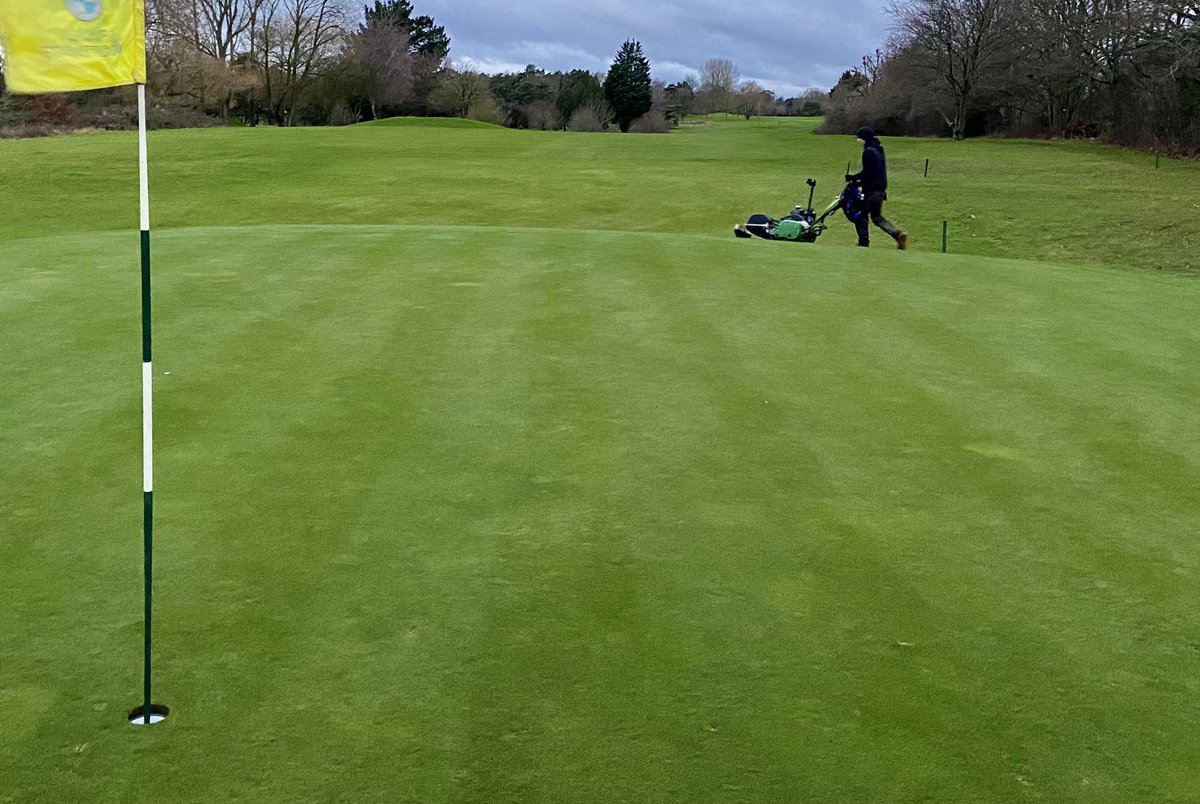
733, 178, 864, 243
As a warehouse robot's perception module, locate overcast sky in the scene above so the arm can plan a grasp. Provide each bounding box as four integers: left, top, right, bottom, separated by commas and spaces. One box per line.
416, 1, 896, 97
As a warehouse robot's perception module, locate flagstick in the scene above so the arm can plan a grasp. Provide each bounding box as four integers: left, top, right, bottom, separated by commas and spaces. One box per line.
132, 82, 166, 726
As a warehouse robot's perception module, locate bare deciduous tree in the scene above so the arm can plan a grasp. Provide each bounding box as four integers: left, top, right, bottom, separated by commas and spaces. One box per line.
429, 65, 493, 119
347, 19, 413, 118
195, 0, 258, 60
257, 0, 347, 125
698, 57, 738, 114
147, 0, 264, 62
891, 0, 1015, 138
733, 80, 772, 119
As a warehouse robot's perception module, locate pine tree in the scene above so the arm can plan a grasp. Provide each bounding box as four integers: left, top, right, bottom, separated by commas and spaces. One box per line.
603, 40, 652, 132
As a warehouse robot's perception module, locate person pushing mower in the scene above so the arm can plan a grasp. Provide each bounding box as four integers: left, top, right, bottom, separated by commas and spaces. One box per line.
845, 127, 908, 250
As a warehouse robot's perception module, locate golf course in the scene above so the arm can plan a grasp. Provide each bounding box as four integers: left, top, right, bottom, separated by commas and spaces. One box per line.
2, 117, 1199, 801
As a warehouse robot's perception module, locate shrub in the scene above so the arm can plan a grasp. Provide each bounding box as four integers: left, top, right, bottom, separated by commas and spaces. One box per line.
30, 94, 76, 125
628, 111, 670, 133
147, 104, 223, 130
467, 95, 506, 126
567, 99, 612, 132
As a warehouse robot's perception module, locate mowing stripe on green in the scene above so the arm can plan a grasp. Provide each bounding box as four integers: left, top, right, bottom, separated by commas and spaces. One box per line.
1, 221, 1198, 800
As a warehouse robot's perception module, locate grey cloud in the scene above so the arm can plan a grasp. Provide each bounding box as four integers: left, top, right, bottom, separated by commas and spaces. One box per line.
418, 0, 894, 96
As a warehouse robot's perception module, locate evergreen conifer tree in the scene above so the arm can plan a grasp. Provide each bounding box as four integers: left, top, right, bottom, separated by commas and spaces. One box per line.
361, 1, 449, 60
603, 40, 652, 132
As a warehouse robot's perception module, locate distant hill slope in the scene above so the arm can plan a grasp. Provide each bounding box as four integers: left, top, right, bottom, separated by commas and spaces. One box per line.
355, 116, 504, 130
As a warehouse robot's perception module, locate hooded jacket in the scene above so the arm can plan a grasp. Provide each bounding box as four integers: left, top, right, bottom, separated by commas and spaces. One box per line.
850, 127, 888, 193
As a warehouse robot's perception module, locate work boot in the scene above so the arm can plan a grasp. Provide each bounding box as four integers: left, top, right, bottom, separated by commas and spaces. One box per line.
897, 232, 908, 250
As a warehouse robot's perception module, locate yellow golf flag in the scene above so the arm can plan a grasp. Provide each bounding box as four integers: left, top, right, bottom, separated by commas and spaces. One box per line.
0, 0, 145, 94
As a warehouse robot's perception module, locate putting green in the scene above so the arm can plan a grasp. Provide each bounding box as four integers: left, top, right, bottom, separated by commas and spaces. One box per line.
2, 219, 1199, 800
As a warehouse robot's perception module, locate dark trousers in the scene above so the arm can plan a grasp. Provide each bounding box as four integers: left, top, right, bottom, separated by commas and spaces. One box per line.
854, 191, 902, 246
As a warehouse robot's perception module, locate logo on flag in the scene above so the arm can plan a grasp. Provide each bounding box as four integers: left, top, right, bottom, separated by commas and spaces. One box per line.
0, 0, 145, 94
66, 0, 102, 22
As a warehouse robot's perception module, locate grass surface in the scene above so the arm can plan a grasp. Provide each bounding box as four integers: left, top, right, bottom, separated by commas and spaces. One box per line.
1, 119, 1200, 802
0, 116, 1196, 271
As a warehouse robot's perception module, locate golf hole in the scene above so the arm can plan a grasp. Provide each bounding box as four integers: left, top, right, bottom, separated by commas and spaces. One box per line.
128, 704, 170, 725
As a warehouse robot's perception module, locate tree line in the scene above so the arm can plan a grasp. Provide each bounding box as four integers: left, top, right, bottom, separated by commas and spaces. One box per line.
0, 0, 826, 134
5, 0, 1194, 148
822, 0, 1199, 152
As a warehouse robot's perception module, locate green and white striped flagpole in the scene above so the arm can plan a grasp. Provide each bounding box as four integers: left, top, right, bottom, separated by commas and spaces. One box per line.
132, 82, 165, 726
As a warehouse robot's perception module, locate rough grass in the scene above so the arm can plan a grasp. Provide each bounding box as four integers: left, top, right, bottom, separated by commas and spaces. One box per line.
1, 120, 1199, 802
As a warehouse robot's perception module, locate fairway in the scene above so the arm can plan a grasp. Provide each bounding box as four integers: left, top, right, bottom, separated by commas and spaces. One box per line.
2, 120, 1200, 802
